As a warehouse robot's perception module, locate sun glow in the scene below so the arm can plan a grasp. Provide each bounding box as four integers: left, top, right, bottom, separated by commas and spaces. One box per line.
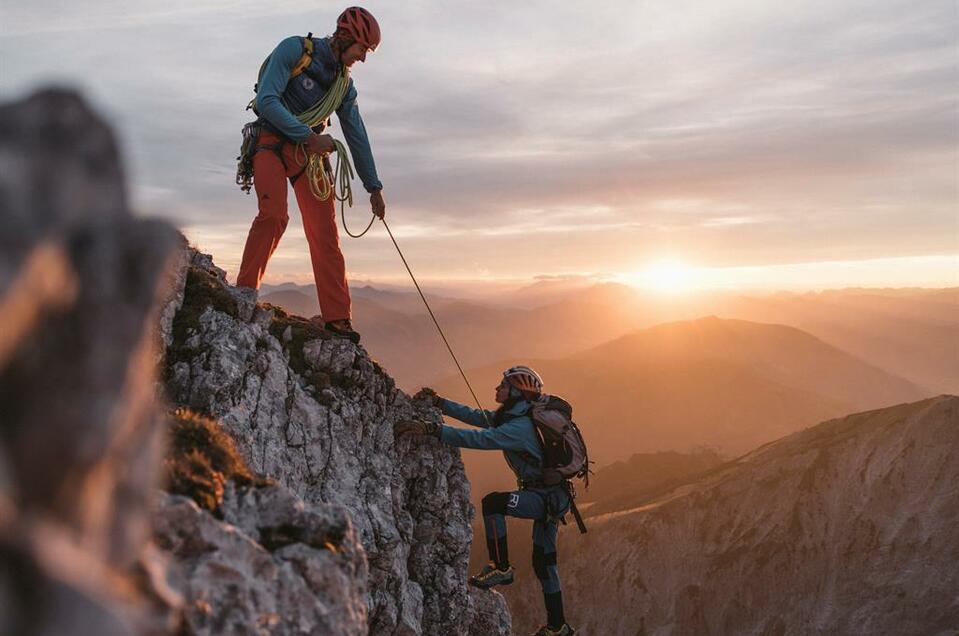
629, 261, 700, 293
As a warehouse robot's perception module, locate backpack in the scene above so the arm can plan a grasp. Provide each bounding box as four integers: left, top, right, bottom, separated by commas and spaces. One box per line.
530, 395, 590, 488
529, 395, 592, 534
248, 33, 316, 113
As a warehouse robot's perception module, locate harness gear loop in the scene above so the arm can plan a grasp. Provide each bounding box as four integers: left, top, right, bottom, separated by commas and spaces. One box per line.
380, 218, 490, 426
236, 121, 261, 193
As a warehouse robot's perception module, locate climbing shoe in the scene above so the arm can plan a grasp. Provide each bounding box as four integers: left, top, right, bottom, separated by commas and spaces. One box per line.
324, 319, 361, 344
530, 624, 575, 636
469, 563, 514, 589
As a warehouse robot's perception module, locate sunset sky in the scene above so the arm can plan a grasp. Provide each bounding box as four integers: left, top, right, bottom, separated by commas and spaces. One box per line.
2, 0, 957, 290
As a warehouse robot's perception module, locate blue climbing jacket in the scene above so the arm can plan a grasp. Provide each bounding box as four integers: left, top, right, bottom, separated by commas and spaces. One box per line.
256, 35, 383, 193
439, 398, 545, 486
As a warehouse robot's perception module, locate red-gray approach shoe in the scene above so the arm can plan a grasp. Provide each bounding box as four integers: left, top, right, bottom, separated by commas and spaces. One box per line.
324, 319, 361, 344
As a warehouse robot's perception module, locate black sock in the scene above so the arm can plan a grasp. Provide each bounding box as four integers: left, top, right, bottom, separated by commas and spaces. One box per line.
486, 535, 510, 570
544, 591, 565, 629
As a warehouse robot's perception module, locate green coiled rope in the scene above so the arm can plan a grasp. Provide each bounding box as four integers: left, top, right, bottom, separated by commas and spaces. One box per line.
290, 66, 376, 238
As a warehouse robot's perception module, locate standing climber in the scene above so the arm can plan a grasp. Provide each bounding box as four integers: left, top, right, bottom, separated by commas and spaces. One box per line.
396, 366, 577, 636
236, 7, 385, 343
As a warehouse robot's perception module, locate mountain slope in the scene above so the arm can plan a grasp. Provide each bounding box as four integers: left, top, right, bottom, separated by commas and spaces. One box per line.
265, 283, 958, 393
576, 316, 925, 410
505, 395, 959, 635
262, 282, 658, 390
717, 290, 959, 393
438, 317, 926, 482
577, 449, 725, 515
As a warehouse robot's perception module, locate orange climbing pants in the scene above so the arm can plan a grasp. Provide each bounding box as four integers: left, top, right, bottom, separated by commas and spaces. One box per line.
236, 131, 351, 321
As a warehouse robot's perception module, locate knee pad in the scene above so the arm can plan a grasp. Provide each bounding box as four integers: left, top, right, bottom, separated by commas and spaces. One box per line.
532, 545, 557, 580
482, 492, 511, 517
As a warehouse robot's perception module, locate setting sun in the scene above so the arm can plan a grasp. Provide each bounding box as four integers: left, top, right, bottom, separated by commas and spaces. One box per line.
1, 2, 954, 634
628, 261, 700, 293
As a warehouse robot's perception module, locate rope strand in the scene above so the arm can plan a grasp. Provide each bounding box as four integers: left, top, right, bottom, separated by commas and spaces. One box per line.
380, 218, 490, 426
252, 54, 479, 409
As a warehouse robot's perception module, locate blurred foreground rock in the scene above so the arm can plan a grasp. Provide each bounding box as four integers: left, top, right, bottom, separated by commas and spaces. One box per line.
0, 88, 181, 634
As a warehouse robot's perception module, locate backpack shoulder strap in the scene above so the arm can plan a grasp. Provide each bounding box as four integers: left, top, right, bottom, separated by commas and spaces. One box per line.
290, 33, 315, 78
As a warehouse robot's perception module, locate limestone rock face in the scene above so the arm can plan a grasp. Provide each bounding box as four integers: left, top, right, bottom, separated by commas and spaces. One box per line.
507, 395, 959, 635
153, 483, 368, 636
162, 254, 511, 635
468, 588, 513, 636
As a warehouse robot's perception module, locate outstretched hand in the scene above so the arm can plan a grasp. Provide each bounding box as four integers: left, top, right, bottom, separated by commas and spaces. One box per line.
394, 419, 441, 438
306, 132, 335, 155
371, 189, 386, 219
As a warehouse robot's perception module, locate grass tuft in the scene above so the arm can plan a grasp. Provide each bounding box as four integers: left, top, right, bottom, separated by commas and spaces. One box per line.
164, 408, 263, 512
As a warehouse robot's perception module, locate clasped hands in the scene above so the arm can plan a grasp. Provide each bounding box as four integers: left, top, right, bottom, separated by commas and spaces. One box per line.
394, 387, 443, 438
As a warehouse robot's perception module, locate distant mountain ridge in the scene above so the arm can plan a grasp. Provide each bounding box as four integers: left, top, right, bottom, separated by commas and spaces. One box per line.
260, 281, 956, 394
577, 316, 926, 413
439, 316, 926, 491
258, 280, 718, 391
505, 395, 959, 634
715, 290, 959, 393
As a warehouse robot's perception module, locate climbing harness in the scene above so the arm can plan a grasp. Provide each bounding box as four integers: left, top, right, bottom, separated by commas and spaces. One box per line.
380, 219, 491, 426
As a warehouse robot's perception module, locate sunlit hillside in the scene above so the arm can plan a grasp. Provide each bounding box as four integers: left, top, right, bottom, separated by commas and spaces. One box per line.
434, 316, 928, 501
261, 283, 955, 397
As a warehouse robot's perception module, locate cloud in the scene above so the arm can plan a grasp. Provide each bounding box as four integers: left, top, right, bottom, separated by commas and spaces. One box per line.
1, 0, 955, 282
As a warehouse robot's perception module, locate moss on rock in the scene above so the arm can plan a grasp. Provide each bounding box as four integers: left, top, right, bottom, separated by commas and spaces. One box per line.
163, 408, 265, 513
172, 267, 239, 344
265, 303, 337, 390
164, 267, 240, 380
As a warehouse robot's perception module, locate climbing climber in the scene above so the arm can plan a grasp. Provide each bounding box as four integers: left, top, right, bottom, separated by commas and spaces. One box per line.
235, 6, 385, 344
396, 366, 587, 636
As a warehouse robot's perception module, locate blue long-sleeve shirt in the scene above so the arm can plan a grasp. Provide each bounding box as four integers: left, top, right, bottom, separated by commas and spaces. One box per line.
439, 398, 545, 485
256, 36, 383, 193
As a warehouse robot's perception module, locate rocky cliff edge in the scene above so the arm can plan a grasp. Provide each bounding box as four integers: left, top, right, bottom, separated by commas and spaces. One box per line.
160, 248, 511, 636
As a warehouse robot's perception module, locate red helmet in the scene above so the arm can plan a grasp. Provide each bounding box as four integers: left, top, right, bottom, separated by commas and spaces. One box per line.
337, 7, 381, 51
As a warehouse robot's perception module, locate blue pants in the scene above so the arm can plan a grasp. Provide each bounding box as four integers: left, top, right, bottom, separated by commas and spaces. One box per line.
482, 487, 570, 597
